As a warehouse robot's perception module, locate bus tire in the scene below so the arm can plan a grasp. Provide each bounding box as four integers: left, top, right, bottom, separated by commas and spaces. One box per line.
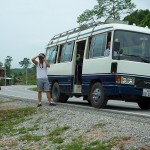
52, 82, 61, 102
138, 99, 150, 110
89, 82, 107, 108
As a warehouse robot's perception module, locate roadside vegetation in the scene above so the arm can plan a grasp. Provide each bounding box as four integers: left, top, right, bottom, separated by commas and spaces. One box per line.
0, 105, 37, 136
12, 67, 36, 85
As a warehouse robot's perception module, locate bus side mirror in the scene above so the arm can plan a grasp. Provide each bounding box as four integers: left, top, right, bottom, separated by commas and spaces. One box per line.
113, 42, 120, 52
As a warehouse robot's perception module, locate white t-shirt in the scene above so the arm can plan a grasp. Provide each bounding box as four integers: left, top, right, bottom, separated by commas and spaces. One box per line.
36, 62, 47, 79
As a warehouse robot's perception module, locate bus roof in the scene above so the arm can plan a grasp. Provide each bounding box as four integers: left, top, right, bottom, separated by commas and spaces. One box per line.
47, 22, 150, 47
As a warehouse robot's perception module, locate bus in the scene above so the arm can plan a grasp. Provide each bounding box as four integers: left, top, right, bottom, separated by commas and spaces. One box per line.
45, 21, 150, 110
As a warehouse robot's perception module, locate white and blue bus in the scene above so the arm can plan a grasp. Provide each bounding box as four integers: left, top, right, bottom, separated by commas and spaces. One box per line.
45, 21, 150, 109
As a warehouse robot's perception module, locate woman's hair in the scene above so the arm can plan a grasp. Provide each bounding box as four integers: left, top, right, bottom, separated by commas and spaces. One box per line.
39, 53, 45, 59
40, 53, 45, 57
39, 53, 45, 68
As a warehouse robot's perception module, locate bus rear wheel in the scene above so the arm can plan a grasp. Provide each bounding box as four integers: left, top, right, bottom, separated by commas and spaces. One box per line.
52, 82, 69, 103
52, 82, 60, 102
138, 99, 150, 110
89, 82, 107, 108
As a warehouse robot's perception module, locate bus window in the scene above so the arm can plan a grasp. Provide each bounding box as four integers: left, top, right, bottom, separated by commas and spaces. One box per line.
46, 46, 57, 64
89, 33, 107, 58
60, 42, 74, 62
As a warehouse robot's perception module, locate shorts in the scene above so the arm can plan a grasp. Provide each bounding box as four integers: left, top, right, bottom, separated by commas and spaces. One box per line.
37, 78, 51, 92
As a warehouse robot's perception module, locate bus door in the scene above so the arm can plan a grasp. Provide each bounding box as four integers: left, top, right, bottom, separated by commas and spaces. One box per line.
74, 40, 86, 86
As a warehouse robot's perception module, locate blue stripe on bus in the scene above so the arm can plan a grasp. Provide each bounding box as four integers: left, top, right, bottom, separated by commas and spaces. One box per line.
48, 73, 149, 97
82, 73, 149, 96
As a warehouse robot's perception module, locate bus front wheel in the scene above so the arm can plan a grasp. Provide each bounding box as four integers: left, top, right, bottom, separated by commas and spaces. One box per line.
89, 82, 107, 108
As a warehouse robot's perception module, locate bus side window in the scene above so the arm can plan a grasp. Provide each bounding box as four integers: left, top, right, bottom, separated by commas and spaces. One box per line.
89, 33, 107, 58
59, 42, 74, 63
46, 46, 57, 64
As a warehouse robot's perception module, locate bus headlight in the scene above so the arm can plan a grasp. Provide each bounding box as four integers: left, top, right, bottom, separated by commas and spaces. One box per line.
121, 76, 135, 85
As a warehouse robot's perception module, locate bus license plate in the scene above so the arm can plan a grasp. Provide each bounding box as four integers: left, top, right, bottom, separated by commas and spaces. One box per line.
142, 89, 150, 97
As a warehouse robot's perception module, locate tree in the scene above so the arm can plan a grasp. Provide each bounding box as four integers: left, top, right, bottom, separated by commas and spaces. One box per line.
77, 0, 135, 24
124, 9, 150, 27
19, 58, 31, 85
5, 56, 13, 77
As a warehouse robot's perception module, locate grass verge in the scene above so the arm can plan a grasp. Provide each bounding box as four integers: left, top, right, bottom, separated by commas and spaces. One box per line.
0, 107, 37, 136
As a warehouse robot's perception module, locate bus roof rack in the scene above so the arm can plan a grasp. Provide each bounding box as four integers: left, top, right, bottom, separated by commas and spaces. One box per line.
48, 19, 129, 45
49, 21, 105, 44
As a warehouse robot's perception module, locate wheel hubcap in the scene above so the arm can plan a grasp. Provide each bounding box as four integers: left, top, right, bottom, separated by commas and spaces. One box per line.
92, 88, 101, 103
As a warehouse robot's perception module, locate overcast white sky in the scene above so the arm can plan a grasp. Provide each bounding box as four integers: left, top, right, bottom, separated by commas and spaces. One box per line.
0, 0, 150, 68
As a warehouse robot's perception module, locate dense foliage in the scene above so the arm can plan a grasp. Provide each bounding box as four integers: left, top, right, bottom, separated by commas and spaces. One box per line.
1, 56, 36, 85
77, 0, 135, 24
124, 9, 150, 27
12, 66, 36, 85
19, 58, 31, 85
5, 56, 13, 77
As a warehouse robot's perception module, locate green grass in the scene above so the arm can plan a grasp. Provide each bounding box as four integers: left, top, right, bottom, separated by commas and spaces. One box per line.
48, 125, 70, 138
16, 125, 39, 134
19, 134, 43, 142
0, 99, 17, 104
56, 135, 124, 150
61, 138, 120, 150
48, 125, 70, 144
91, 122, 107, 128
63, 139, 83, 150
32, 87, 38, 91
32, 87, 47, 93
0, 107, 37, 136
52, 137, 65, 144
74, 128, 80, 132
85, 139, 116, 150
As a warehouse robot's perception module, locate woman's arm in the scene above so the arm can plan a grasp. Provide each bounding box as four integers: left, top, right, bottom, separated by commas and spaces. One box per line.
31, 55, 39, 65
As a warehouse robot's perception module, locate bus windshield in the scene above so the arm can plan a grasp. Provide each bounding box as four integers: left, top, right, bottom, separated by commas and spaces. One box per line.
113, 30, 150, 63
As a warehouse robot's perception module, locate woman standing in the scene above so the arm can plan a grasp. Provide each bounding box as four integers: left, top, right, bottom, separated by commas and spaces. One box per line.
32, 53, 55, 107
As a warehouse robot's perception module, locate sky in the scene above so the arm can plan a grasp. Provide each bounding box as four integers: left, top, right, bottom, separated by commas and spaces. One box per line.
0, 0, 150, 68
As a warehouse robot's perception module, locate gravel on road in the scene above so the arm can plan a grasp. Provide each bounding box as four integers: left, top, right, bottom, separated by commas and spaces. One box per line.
0, 96, 150, 150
